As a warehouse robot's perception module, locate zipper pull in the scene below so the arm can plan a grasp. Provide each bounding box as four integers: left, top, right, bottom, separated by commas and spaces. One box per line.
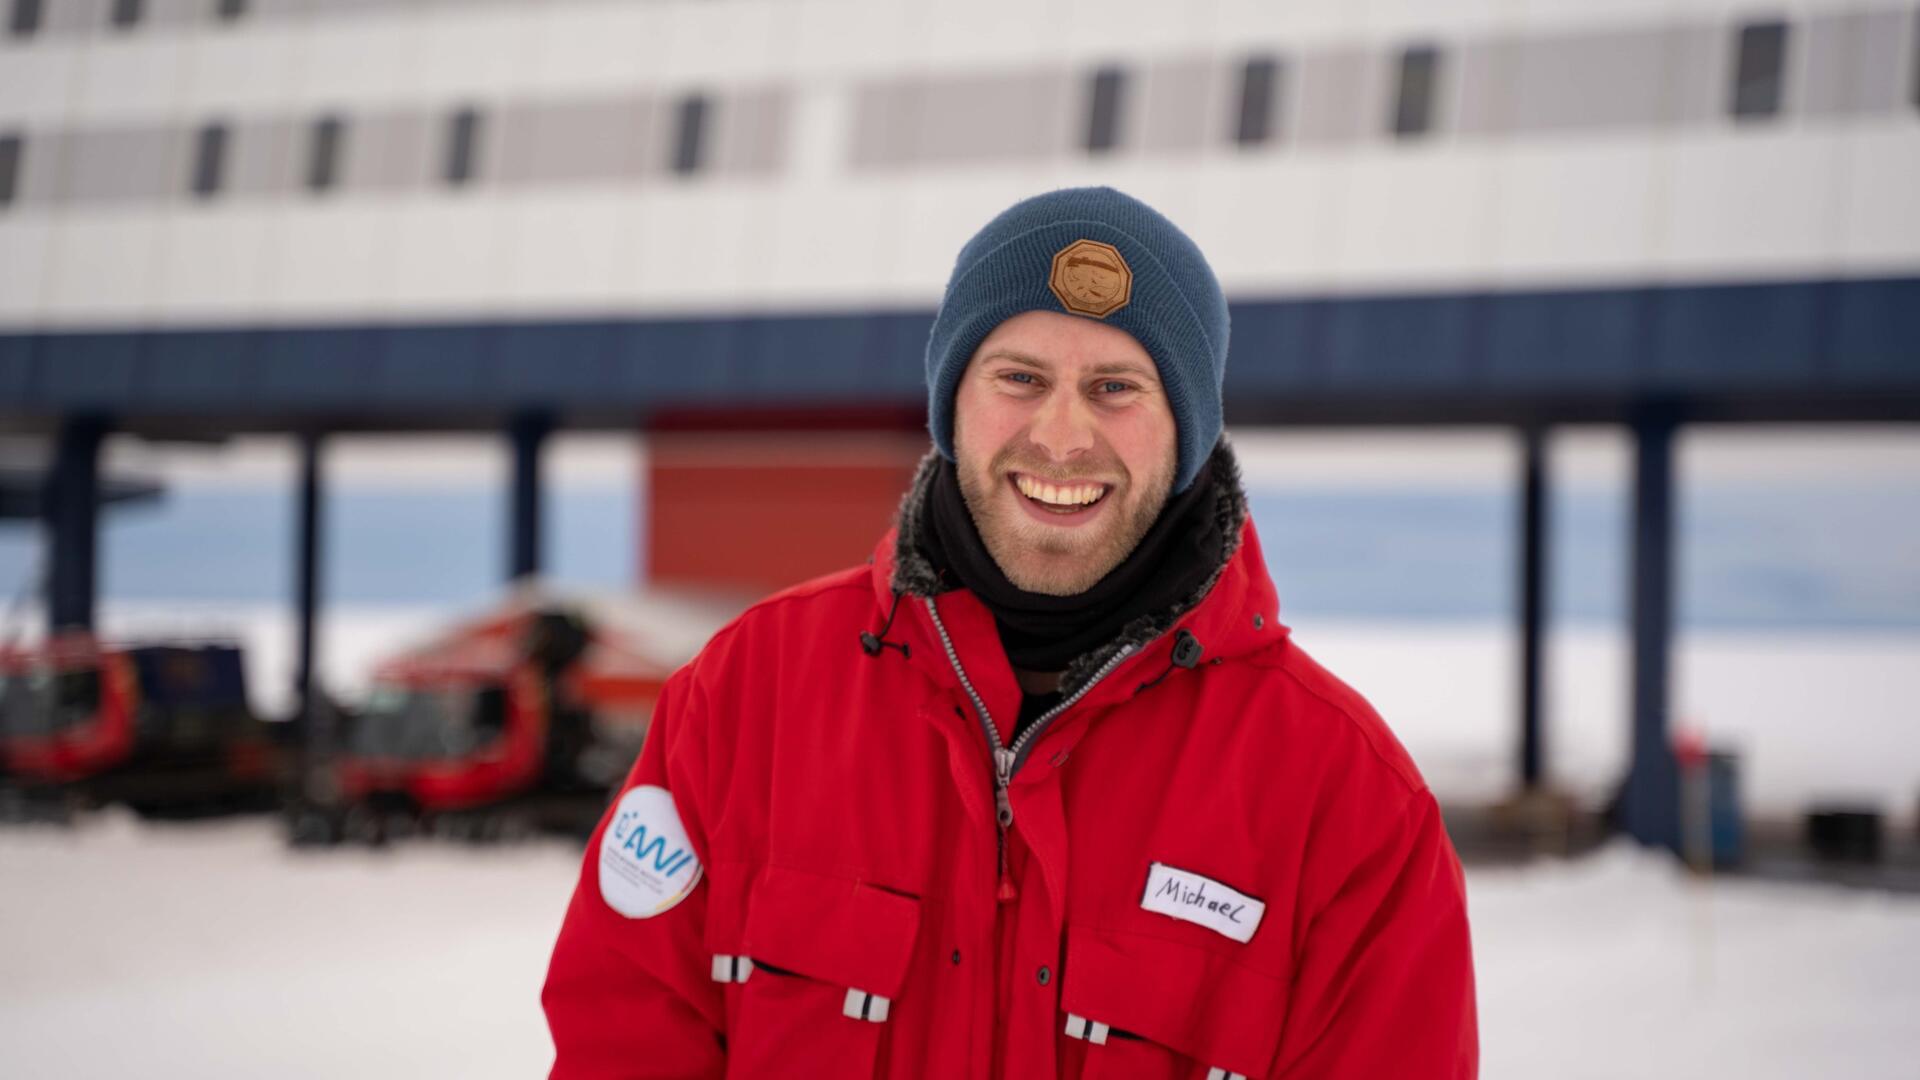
992, 748, 1015, 825
993, 747, 1017, 901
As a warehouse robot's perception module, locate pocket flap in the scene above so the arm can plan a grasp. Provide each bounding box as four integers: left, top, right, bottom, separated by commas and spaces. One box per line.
742, 864, 922, 999
1064, 925, 1288, 1078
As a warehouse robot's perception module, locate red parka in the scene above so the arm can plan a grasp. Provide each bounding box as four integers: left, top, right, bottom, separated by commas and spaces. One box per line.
544, 449, 1478, 1078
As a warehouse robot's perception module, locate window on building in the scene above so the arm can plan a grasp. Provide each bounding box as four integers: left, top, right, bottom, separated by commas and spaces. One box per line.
671, 94, 708, 175
1731, 21, 1789, 120
444, 107, 482, 186
306, 115, 344, 193
216, 0, 246, 20
109, 0, 141, 29
1085, 66, 1127, 153
190, 122, 227, 198
9, 0, 43, 38
1913, 15, 1920, 112
1235, 55, 1284, 146
1391, 45, 1442, 137
0, 133, 22, 209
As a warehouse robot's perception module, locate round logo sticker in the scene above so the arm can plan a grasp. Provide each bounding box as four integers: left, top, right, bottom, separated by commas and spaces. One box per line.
598, 784, 703, 919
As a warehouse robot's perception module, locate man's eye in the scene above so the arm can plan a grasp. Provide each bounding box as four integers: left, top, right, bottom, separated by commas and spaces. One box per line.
1099, 380, 1132, 394
1006, 372, 1038, 385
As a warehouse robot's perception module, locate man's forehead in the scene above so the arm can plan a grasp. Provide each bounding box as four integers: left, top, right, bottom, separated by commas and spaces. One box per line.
978, 349, 1159, 380
967, 311, 1159, 379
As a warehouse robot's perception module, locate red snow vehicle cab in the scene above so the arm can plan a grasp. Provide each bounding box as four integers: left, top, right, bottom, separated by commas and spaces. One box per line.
0, 634, 276, 817
326, 599, 679, 840
0, 633, 138, 782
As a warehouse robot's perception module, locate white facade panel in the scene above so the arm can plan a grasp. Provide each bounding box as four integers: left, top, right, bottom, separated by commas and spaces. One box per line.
0, 219, 57, 321
1482, 138, 1671, 286
151, 204, 284, 324
39, 212, 170, 324
1837, 124, 1920, 273
1660, 130, 1848, 277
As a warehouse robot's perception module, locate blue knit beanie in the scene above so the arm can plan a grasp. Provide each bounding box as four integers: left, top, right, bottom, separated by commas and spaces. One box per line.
925, 186, 1230, 494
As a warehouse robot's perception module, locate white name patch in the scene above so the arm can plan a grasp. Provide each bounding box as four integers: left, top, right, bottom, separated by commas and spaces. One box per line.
598, 785, 703, 919
1140, 862, 1265, 944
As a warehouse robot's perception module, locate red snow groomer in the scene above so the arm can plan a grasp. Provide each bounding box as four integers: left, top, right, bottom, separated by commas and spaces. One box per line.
0, 633, 278, 821
315, 599, 678, 844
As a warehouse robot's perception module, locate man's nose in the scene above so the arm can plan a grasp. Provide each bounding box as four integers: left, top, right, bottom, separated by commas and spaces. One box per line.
1028, 388, 1096, 461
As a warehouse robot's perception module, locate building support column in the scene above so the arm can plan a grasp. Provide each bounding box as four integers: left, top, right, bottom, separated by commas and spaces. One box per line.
294, 432, 326, 752
1516, 423, 1548, 791
45, 415, 107, 634
508, 411, 551, 582
1621, 405, 1681, 851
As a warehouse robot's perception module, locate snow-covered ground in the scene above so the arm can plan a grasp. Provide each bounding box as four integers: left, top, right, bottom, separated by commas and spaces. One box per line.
3, 813, 1919, 1079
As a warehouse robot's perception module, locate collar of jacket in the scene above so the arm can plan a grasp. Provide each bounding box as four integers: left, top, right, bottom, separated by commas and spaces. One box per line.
868, 436, 1285, 702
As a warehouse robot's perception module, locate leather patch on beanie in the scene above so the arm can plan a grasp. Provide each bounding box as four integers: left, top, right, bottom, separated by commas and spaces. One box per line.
1048, 239, 1132, 318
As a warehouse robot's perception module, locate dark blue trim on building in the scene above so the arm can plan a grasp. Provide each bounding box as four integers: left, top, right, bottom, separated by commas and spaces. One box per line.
1, 277, 1916, 428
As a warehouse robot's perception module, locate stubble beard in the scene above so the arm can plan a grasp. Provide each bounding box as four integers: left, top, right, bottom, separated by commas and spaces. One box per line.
956, 443, 1176, 597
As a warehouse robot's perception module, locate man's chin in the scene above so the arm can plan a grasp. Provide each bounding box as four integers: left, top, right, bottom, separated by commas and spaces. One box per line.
994, 541, 1117, 596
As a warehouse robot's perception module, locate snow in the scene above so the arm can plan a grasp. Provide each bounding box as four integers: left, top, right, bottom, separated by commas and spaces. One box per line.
4, 814, 1920, 1078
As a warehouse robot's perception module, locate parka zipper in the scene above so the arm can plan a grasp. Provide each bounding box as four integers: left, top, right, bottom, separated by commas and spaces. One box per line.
922, 597, 1140, 902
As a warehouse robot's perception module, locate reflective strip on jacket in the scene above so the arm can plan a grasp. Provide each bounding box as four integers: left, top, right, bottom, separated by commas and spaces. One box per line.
543, 475, 1478, 1079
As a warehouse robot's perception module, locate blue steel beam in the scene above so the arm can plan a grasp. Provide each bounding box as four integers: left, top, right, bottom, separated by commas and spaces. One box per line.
1, 277, 1916, 427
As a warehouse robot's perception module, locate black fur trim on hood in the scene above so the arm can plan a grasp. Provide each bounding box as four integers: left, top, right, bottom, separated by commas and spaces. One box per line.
889, 436, 1249, 697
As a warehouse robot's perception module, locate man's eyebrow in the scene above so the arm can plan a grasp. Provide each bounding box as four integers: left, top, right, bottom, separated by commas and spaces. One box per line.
1088, 361, 1157, 380
979, 350, 1050, 370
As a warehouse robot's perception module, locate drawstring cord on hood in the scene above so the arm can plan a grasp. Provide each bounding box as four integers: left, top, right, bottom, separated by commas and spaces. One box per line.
860, 589, 911, 659
1135, 628, 1204, 693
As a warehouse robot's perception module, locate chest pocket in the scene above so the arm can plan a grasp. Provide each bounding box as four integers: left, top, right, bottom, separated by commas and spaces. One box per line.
726, 864, 922, 1078
1060, 924, 1288, 1080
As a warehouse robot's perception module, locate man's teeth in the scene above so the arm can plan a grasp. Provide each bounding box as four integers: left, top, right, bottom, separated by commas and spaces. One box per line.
1015, 475, 1108, 507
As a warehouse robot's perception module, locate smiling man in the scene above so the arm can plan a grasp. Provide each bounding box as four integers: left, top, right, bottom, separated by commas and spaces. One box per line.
544, 187, 1478, 1079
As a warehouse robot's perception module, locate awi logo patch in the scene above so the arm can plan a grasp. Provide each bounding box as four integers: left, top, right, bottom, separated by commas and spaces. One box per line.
598, 784, 703, 919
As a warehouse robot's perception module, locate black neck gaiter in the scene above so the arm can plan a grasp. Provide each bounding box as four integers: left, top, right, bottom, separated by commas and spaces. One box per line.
916, 452, 1226, 673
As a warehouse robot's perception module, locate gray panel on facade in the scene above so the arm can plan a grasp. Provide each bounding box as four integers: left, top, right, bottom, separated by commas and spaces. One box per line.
143, 0, 204, 26
246, 0, 313, 19
343, 111, 434, 192
847, 78, 920, 169
1798, 9, 1911, 117
911, 68, 1073, 166
224, 116, 300, 196
1664, 23, 1733, 127
1452, 37, 1514, 136
491, 96, 657, 187
40, 0, 107, 34
62, 125, 187, 205
1292, 46, 1387, 146
1138, 56, 1217, 156
713, 86, 788, 177
13, 129, 65, 207
1501, 27, 1675, 135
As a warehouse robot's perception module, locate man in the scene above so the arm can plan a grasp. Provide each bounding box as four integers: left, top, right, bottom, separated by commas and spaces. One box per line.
544, 187, 1478, 1078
